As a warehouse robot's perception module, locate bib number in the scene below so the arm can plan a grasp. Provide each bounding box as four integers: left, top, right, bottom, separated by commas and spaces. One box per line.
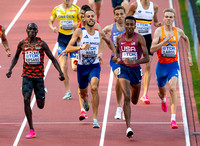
25, 51, 40, 64
122, 52, 137, 61
60, 20, 73, 30
161, 46, 176, 57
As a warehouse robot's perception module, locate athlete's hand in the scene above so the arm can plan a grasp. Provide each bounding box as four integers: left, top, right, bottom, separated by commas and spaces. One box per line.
6, 70, 12, 78
52, 27, 58, 33
124, 58, 136, 65
81, 43, 90, 50
59, 73, 65, 81
98, 53, 103, 65
154, 22, 162, 27
59, 50, 67, 58
6, 48, 11, 57
112, 56, 118, 63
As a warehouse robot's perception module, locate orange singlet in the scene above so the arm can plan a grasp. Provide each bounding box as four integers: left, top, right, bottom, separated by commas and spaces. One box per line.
157, 26, 179, 64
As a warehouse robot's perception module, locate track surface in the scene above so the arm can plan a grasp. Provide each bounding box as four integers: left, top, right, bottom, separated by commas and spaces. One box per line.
0, 0, 199, 146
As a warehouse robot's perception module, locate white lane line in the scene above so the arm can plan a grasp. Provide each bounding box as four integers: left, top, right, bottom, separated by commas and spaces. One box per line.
99, 69, 114, 146
169, 1, 190, 146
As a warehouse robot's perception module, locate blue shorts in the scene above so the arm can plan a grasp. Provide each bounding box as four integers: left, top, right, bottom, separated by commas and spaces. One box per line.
118, 64, 142, 85
77, 63, 101, 89
156, 61, 179, 87
112, 0, 123, 8
110, 56, 120, 72
57, 33, 77, 58
22, 76, 45, 100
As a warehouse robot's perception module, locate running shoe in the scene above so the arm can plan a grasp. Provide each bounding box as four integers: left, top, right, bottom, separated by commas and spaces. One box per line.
83, 99, 90, 111
79, 110, 88, 121
93, 119, 100, 128
126, 127, 134, 138
26, 129, 36, 139
114, 107, 122, 119
161, 96, 168, 112
62, 92, 72, 100
171, 120, 178, 129
140, 94, 150, 104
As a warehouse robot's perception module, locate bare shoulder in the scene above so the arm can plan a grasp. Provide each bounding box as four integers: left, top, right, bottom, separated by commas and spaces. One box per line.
103, 24, 113, 33
131, 1, 137, 9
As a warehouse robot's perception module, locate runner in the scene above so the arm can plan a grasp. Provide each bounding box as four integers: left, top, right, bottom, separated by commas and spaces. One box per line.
150, 8, 193, 129
113, 16, 149, 137
49, 0, 81, 100
0, 25, 11, 57
103, 6, 126, 120
127, 0, 162, 104
6, 23, 65, 138
60, 9, 116, 128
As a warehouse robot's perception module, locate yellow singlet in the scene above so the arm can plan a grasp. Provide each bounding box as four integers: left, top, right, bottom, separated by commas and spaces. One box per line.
50, 4, 80, 35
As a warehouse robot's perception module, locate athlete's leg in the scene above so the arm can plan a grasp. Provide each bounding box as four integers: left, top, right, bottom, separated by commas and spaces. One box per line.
90, 77, 100, 120
119, 78, 131, 128
114, 68, 122, 107
142, 55, 153, 97
130, 83, 141, 105
78, 87, 88, 108
59, 55, 70, 93
169, 77, 178, 114
88, 0, 94, 9
95, 0, 101, 22
158, 86, 166, 100
121, 0, 129, 13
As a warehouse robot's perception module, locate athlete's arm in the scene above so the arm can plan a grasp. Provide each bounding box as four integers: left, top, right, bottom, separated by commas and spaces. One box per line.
6, 40, 23, 78
150, 27, 173, 53
153, 4, 162, 27
126, 2, 137, 16
102, 24, 113, 36
1, 26, 11, 57
99, 29, 116, 57
41, 41, 64, 81
112, 34, 121, 64
178, 28, 193, 66
49, 8, 58, 33
60, 28, 90, 56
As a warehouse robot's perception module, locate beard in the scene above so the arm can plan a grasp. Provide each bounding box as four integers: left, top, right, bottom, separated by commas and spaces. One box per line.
86, 21, 95, 27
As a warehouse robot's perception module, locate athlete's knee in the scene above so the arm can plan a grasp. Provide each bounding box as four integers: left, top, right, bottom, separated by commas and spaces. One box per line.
37, 99, 45, 109
131, 97, 139, 105
169, 86, 176, 95
91, 85, 98, 93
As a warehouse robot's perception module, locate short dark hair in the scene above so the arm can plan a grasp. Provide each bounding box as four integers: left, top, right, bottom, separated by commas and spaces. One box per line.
81, 5, 91, 11
84, 9, 95, 15
113, 6, 126, 14
125, 16, 136, 23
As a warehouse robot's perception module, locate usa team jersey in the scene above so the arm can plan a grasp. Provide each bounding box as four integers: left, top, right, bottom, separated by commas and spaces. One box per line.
110, 23, 125, 56
119, 32, 142, 67
133, 0, 154, 35
50, 4, 80, 35
157, 26, 179, 64
22, 37, 45, 78
77, 28, 100, 65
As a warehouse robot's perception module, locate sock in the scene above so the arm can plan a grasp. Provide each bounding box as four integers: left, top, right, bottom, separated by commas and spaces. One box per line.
162, 97, 166, 103
81, 108, 85, 112
171, 114, 176, 121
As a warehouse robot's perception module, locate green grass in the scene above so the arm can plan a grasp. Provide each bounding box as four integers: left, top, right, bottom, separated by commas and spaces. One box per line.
179, 0, 200, 121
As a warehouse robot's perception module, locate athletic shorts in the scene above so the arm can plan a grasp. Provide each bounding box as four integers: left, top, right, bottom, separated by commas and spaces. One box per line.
156, 61, 179, 87
118, 64, 143, 85
95, 0, 101, 2
22, 76, 45, 100
77, 63, 101, 89
143, 34, 153, 56
110, 56, 120, 72
111, 0, 130, 8
57, 32, 77, 58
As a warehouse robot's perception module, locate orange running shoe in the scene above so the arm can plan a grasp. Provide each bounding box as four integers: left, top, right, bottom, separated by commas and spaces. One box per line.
171, 120, 178, 129
79, 110, 88, 121
26, 129, 36, 139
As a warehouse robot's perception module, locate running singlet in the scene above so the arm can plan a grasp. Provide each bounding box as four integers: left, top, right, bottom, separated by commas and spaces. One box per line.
157, 26, 178, 64
110, 23, 125, 56
22, 37, 45, 78
50, 4, 80, 35
119, 32, 142, 67
77, 28, 100, 65
133, 0, 154, 35
0, 25, 2, 37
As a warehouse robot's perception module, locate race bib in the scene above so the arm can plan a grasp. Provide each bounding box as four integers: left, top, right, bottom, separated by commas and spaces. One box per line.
136, 23, 150, 34
161, 46, 176, 57
122, 52, 137, 61
60, 20, 73, 30
25, 51, 40, 64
